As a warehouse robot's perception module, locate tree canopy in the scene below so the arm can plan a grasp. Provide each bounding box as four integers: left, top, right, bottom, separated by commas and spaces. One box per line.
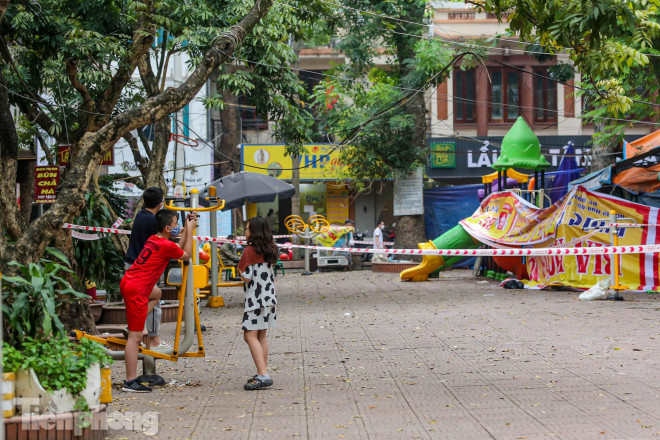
0, 0, 329, 269
475, 0, 660, 169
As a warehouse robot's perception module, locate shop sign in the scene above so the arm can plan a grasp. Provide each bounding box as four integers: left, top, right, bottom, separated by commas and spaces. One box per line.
241, 144, 346, 181
430, 142, 456, 168
58, 145, 114, 166
34, 166, 59, 204
394, 168, 424, 216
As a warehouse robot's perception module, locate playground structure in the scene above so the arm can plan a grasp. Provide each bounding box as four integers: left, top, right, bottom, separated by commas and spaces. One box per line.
74, 189, 224, 386
284, 215, 330, 275
402, 117, 550, 282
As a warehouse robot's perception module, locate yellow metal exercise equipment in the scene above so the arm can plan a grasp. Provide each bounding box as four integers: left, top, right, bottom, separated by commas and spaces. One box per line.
284, 215, 330, 275
73, 189, 224, 386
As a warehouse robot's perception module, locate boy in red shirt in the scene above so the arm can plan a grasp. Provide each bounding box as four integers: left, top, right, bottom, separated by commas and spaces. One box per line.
120, 210, 197, 392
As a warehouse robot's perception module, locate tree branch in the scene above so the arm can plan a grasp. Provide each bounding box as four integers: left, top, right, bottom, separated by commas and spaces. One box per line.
156, 29, 168, 83
34, 131, 55, 166
102, 0, 273, 144
14, 97, 64, 144
136, 127, 152, 158
66, 57, 96, 131
0, 35, 59, 117
122, 132, 148, 184
0, 0, 9, 26
0, 70, 28, 239
96, 0, 157, 123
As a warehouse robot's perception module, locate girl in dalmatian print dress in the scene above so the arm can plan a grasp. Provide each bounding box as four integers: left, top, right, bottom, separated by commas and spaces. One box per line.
237, 216, 279, 390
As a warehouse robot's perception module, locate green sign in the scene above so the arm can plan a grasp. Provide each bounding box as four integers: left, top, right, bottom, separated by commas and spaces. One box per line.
430, 142, 456, 168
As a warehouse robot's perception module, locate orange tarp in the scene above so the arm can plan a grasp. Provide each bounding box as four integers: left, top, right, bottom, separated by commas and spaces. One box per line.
624, 130, 660, 159
612, 164, 660, 193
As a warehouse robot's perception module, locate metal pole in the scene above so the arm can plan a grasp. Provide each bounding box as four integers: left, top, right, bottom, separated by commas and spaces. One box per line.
208, 187, 219, 299
302, 227, 313, 276
607, 210, 624, 301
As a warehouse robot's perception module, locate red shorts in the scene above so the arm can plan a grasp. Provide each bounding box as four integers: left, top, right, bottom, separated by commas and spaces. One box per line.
120, 278, 148, 332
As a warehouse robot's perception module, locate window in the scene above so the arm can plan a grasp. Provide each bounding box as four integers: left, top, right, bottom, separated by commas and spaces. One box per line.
448, 12, 475, 20
534, 69, 557, 122
453, 69, 476, 123
238, 94, 268, 131
488, 68, 520, 122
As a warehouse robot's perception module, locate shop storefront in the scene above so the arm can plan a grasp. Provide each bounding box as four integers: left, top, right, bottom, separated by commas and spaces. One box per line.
240, 144, 393, 235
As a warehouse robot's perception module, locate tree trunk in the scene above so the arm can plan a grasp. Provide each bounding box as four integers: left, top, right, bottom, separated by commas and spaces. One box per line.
218, 89, 241, 177
394, 214, 425, 262
590, 121, 617, 172
393, 91, 427, 260
58, 300, 97, 334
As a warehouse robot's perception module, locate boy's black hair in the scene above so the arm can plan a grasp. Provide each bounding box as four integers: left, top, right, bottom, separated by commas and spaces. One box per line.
156, 210, 178, 232
143, 187, 164, 209
246, 216, 278, 264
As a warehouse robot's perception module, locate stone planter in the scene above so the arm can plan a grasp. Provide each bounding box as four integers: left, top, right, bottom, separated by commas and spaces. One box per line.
371, 262, 418, 273
2, 373, 16, 418
89, 302, 104, 323
14, 364, 100, 415
4, 404, 107, 439
100, 301, 180, 324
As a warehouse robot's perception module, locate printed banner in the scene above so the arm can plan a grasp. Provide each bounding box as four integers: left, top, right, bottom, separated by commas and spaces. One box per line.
34, 166, 59, 204
313, 225, 354, 248
460, 186, 660, 290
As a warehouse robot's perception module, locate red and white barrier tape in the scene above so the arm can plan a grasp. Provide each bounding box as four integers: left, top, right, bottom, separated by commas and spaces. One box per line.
194, 235, 660, 257
62, 223, 660, 256
63, 223, 131, 235
608, 223, 659, 228
351, 239, 395, 246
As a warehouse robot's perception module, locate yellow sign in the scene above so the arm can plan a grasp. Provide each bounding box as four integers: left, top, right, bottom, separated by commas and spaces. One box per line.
460, 187, 660, 290
241, 144, 346, 180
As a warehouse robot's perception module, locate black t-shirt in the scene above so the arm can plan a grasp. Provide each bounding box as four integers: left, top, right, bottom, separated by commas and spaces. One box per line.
125, 209, 158, 264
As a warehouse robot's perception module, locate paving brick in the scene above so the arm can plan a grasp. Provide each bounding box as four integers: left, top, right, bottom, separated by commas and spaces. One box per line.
106, 269, 660, 439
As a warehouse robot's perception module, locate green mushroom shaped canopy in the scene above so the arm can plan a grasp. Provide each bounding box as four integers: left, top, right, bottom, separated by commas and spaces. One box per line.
492, 117, 550, 171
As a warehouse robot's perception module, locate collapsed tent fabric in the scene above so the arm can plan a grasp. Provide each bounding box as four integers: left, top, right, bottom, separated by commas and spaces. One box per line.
624, 129, 660, 159
612, 164, 660, 194
459, 186, 660, 290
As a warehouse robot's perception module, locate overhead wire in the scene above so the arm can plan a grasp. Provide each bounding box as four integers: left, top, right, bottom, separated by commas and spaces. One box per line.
278, 0, 660, 58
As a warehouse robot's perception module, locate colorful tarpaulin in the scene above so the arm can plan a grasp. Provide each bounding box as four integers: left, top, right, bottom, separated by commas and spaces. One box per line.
313, 225, 354, 248
460, 186, 660, 290
624, 129, 660, 159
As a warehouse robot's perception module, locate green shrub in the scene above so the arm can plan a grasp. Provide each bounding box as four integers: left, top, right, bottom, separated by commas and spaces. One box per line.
2, 337, 112, 411
2, 248, 87, 347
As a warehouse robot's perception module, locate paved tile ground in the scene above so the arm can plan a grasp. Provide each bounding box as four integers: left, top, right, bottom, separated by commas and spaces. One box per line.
108, 269, 660, 439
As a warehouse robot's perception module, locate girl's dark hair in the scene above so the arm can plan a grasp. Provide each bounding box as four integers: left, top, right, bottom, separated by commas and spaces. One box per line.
247, 216, 278, 264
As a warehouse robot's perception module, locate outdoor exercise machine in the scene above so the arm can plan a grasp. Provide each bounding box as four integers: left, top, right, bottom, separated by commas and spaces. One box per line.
73, 189, 224, 386
284, 215, 329, 275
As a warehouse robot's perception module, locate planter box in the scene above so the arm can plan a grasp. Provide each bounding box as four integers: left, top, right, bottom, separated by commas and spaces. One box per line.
371, 262, 419, 273
89, 302, 104, 323
15, 365, 100, 415
4, 404, 107, 439
100, 301, 180, 324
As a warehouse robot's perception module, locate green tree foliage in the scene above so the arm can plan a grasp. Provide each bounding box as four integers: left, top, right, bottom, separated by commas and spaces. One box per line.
0, 0, 330, 272
475, 0, 660, 168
